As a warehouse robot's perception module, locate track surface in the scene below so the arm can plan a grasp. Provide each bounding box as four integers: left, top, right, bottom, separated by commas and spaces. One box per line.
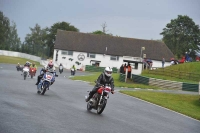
0, 64, 199, 133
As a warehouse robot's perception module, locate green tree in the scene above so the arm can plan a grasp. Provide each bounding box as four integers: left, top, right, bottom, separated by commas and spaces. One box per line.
92, 30, 106, 35
9, 21, 21, 51
160, 15, 200, 59
24, 24, 48, 56
46, 22, 79, 57
0, 11, 10, 50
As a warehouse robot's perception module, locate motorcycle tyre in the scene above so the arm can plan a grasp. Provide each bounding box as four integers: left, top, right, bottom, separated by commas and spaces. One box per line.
97, 99, 107, 114
87, 102, 92, 111
41, 86, 46, 95
24, 74, 26, 80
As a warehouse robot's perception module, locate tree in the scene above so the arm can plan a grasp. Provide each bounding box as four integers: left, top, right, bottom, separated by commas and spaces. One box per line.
46, 22, 79, 57
9, 21, 21, 51
0, 11, 21, 51
24, 24, 48, 56
160, 15, 200, 59
0, 11, 10, 50
92, 30, 106, 35
91, 22, 113, 36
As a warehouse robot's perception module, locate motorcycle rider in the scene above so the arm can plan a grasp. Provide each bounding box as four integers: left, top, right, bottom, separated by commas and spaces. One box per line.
85, 66, 114, 102
59, 63, 63, 73
35, 60, 56, 85
30, 62, 37, 71
21, 61, 30, 75
24, 61, 31, 67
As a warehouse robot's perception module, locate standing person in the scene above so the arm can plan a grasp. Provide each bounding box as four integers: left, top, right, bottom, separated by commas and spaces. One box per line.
127, 63, 132, 79
71, 65, 76, 75
162, 57, 165, 68
120, 64, 124, 73
123, 63, 127, 74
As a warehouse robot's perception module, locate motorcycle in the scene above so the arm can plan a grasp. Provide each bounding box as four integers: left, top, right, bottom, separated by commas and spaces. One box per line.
22, 66, 29, 80
85, 83, 113, 114
59, 65, 63, 74
29, 67, 36, 78
37, 71, 58, 95
16, 65, 23, 71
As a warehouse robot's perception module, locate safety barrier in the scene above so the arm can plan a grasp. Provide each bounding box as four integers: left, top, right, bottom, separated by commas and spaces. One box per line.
132, 74, 199, 92
85, 65, 118, 73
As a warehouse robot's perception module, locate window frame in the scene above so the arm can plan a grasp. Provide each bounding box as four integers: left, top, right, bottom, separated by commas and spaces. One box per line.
110, 56, 119, 61
61, 50, 73, 56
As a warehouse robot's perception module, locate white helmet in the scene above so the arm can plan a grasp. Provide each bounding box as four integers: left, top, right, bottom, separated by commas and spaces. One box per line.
104, 67, 112, 77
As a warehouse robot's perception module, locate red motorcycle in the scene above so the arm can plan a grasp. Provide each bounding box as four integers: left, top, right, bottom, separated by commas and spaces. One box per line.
86, 83, 114, 114
29, 67, 37, 78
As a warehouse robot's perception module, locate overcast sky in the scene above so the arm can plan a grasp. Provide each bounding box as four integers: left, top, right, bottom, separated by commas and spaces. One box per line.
1, 0, 200, 42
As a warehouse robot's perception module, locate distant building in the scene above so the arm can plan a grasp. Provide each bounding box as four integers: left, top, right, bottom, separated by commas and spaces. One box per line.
53, 30, 174, 74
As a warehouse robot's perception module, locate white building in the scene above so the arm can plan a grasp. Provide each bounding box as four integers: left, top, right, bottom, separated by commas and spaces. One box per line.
53, 30, 174, 75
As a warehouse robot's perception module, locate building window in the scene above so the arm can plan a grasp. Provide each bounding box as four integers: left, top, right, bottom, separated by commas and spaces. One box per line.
87, 53, 96, 58
110, 56, 119, 61
61, 50, 73, 56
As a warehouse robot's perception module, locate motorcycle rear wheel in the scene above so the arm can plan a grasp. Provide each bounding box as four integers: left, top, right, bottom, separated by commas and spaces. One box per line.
97, 99, 107, 114
24, 74, 26, 80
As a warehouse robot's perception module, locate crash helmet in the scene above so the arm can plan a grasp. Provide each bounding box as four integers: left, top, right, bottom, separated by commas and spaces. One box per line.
48, 62, 54, 69
104, 67, 112, 77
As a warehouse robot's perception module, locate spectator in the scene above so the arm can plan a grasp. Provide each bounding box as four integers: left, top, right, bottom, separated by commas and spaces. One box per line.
123, 63, 127, 74
120, 64, 124, 73
127, 63, 132, 79
162, 57, 165, 68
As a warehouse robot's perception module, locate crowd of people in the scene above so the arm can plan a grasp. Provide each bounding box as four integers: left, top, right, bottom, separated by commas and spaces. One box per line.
120, 63, 132, 79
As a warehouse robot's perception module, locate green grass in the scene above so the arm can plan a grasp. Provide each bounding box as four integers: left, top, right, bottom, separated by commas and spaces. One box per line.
120, 90, 200, 120
71, 72, 162, 89
141, 62, 200, 84
0, 55, 41, 66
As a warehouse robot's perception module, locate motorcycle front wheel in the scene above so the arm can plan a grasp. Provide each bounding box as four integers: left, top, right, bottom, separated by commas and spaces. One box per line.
97, 99, 107, 114
24, 74, 27, 80
41, 83, 48, 95
87, 102, 92, 111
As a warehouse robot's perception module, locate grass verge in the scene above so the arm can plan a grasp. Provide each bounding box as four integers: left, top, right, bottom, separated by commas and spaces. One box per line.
70, 72, 162, 89
120, 90, 200, 120
0, 55, 41, 66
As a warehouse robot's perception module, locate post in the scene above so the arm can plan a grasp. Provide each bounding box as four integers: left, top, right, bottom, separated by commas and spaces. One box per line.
199, 81, 200, 95
125, 68, 128, 83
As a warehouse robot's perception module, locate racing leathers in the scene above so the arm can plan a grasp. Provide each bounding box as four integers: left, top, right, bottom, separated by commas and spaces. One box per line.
35, 65, 56, 85
86, 72, 114, 102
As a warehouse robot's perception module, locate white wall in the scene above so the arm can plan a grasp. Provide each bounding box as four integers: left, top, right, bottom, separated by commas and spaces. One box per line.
0, 50, 48, 66
53, 49, 124, 70
151, 60, 171, 68
53, 49, 171, 74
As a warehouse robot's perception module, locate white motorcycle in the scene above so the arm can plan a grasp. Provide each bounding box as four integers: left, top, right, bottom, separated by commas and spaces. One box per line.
22, 67, 29, 80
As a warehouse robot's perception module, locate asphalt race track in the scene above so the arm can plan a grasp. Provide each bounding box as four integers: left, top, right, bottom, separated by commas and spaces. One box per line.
0, 63, 200, 133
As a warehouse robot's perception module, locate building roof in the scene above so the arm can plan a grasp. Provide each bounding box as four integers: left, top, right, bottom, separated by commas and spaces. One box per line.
54, 30, 174, 61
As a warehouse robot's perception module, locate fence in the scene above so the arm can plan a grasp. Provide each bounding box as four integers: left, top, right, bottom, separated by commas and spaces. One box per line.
131, 74, 199, 92
85, 65, 118, 73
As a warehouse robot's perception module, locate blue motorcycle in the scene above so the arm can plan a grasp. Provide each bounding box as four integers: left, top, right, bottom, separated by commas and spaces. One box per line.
37, 71, 57, 95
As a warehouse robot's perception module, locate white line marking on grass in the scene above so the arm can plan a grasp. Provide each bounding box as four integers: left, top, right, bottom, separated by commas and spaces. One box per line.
119, 92, 200, 122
